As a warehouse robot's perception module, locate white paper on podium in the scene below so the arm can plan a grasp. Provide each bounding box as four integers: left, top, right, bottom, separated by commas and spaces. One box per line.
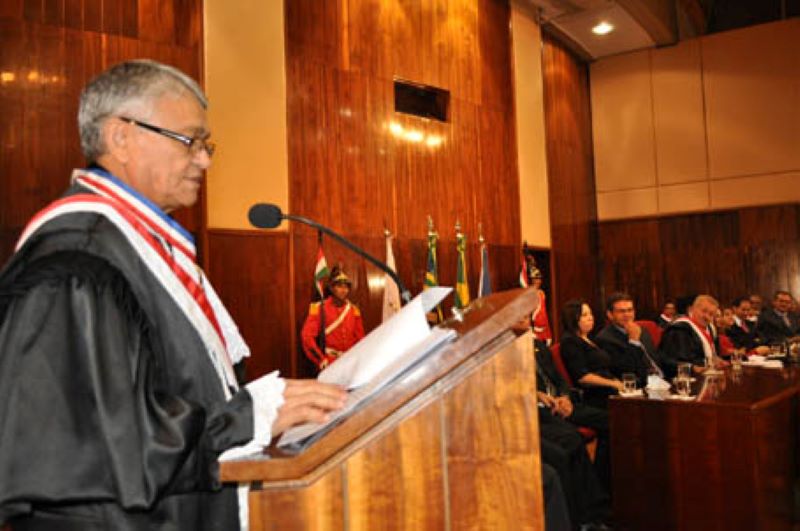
277, 287, 454, 448
277, 325, 456, 447
317, 286, 452, 389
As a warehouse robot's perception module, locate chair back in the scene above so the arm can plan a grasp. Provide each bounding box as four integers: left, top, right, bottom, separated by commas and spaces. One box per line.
637, 320, 662, 348
549, 343, 574, 387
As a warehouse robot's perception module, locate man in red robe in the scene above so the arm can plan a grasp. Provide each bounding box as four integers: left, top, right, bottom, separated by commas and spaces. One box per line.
302, 267, 366, 370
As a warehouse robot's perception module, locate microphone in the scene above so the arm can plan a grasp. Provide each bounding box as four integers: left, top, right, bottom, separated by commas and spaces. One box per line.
248, 203, 412, 304
248, 203, 283, 229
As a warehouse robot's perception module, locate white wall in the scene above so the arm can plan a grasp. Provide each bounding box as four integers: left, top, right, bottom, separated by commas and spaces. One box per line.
512, 3, 551, 247
592, 18, 800, 221
204, 0, 289, 229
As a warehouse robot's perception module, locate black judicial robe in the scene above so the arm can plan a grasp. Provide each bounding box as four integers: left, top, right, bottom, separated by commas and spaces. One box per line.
658, 321, 707, 378
0, 207, 255, 529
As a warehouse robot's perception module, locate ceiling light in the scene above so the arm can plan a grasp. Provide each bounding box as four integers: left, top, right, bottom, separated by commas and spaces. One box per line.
592, 21, 614, 35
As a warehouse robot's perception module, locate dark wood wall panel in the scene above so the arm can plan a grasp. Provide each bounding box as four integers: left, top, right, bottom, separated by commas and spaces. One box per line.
598, 204, 800, 320
0, 0, 205, 265
541, 33, 599, 335
206, 230, 294, 379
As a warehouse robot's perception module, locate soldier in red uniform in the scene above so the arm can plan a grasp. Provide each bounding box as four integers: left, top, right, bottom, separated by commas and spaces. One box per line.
301, 267, 366, 370
531, 267, 553, 343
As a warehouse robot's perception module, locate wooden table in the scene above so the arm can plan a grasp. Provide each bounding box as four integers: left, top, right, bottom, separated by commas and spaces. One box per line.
609, 367, 800, 531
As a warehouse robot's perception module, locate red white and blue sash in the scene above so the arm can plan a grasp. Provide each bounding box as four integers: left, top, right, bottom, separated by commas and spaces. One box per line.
15, 168, 249, 397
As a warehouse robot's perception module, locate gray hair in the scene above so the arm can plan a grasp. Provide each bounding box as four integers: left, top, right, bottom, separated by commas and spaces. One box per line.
78, 59, 207, 162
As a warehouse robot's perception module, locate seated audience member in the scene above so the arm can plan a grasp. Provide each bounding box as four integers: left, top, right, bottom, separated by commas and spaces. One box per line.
535, 340, 610, 485
538, 435, 608, 531
756, 290, 800, 345
657, 299, 677, 329
659, 295, 727, 377
595, 292, 664, 388
541, 463, 572, 531
728, 296, 760, 351
560, 300, 624, 409
713, 307, 736, 358
748, 293, 764, 325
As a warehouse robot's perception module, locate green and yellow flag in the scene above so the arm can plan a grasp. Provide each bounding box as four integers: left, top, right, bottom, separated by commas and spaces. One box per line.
455, 223, 470, 309
424, 218, 444, 322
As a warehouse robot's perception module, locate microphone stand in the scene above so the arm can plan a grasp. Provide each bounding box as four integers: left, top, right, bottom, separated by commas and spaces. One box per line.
284, 213, 412, 304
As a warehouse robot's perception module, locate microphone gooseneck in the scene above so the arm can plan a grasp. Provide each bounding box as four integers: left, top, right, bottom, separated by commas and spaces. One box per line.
247, 203, 411, 304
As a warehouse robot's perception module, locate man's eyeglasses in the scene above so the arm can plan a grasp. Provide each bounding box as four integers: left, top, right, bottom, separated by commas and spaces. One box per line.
119, 116, 216, 158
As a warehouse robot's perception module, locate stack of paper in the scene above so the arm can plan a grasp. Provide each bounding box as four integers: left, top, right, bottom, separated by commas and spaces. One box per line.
278, 287, 455, 448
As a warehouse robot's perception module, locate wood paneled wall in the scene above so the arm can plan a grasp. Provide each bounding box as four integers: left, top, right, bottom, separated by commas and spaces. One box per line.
208, 227, 523, 379
0, 0, 205, 264
541, 33, 600, 334
598, 203, 800, 319
285, 0, 519, 242
206, 0, 523, 379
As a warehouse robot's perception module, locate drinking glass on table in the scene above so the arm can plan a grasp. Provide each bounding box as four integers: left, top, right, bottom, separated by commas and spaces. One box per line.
731, 349, 744, 372
677, 363, 692, 380
790, 342, 800, 363
621, 373, 637, 395
673, 377, 691, 397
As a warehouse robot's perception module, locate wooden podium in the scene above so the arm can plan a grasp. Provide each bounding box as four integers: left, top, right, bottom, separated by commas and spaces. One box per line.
221, 289, 545, 530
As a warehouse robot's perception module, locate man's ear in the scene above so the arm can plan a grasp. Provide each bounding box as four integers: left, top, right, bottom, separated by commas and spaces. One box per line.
102, 118, 131, 164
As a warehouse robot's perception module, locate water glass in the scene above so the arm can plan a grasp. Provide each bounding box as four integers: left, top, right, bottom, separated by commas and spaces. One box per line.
790, 342, 800, 362
677, 363, 692, 380
731, 349, 743, 372
673, 377, 691, 397
622, 373, 637, 394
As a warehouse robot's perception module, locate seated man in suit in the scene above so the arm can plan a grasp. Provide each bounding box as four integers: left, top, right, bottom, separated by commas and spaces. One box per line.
595, 292, 664, 388
748, 293, 764, 325
540, 462, 572, 531
728, 296, 769, 353
659, 294, 727, 377
534, 339, 610, 529
756, 290, 799, 346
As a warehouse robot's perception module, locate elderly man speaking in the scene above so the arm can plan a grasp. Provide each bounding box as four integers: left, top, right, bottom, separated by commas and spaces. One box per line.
0, 60, 346, 530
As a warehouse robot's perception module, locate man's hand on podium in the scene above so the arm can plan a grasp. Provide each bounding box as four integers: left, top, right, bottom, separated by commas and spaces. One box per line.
272, 380, 348, 435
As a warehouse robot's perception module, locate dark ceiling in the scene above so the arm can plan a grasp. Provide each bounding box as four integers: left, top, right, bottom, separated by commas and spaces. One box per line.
704, 0, 799, 33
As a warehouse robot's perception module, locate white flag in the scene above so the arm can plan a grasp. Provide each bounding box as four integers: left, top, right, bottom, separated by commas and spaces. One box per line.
382, 233, 401, 321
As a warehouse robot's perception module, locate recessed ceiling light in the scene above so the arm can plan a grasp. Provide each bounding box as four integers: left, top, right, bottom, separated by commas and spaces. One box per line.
592, 21, 614, 35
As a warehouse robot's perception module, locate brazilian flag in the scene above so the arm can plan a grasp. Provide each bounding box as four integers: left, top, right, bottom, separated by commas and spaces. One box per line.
424, 230, 444, 322
455, 231, 470, 309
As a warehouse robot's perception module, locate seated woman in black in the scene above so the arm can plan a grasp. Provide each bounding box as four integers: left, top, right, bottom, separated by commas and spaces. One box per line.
560, 299, 624, 409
